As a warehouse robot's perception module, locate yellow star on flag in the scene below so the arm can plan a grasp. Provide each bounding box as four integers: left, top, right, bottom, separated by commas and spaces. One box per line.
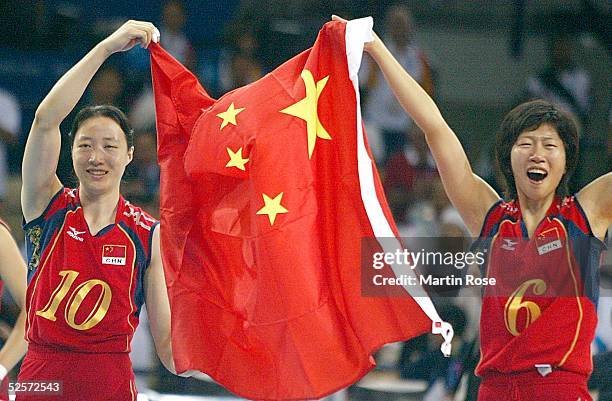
256, 192, 288, 226
225, 147, 249, 171
216, 102, 245, 130
280, 69, 331, 159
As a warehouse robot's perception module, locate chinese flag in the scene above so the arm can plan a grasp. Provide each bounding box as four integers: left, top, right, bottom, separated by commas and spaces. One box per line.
151, 18, 437, 400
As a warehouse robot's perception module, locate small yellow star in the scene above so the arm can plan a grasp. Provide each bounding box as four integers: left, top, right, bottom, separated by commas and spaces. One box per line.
216, 102, 245, 130
280, 69, 331, 158
256, 192, 288, 226
225, 147, 249, 171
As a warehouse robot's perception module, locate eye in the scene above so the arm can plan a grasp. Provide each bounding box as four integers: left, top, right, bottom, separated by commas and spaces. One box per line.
105, 145, 118, 149
517, 142, 531, 147
545, 143, 557, 149
78, 144, 91, 148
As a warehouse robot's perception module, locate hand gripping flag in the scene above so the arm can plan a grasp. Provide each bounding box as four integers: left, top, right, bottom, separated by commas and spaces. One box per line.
150, 17, 452, 400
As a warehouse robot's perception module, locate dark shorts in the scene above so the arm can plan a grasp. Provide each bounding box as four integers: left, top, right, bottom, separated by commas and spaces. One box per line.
478, 370, 591, 401
16, 345, 136, 401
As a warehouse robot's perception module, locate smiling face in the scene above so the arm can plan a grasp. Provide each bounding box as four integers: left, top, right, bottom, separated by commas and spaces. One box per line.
510, 124, 566, 202
71, 116, 133, 197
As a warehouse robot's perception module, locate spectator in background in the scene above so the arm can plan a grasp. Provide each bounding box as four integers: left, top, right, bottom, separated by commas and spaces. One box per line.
361, 3, 434, 164
90, 65, 127, 110
122, 131, 160, 213
130, 0, 196, 133
526, 32, 592, 126
0, 87, 21, 207
218, 28, 264, 93
383, 125, 437, 226
160, 0, 196, 71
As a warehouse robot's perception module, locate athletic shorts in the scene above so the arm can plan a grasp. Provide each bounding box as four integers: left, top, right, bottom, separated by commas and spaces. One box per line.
15, 345, 137, 401
478, 370, 591, 401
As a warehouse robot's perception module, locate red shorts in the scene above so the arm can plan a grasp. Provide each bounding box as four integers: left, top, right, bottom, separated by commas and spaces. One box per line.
478, 370, 591, 401
15, 345, 137, 401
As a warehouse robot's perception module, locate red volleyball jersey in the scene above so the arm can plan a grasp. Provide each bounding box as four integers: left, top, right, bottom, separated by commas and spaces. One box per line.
23, 188, 158, 353
474, 196, 604, 378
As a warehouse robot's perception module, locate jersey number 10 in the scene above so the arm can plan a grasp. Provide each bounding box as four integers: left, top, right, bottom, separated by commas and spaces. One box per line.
36, 270, 113, 331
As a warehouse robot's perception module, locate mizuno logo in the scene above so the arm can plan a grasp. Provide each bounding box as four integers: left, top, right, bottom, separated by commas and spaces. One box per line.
67, 226, 86, 242
501, 239, 517, 251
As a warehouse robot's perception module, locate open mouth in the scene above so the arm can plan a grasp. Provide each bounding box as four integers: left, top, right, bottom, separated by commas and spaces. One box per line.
527, 169, 547, 182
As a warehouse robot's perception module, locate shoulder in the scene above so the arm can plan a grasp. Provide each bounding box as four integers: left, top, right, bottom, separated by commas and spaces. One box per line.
562, 194, 599, 237
23, 187, 77, 229
119, 199, 159, 243
479, 199, 518, 238
576, 173, 612, 239
46, 187, 78, 214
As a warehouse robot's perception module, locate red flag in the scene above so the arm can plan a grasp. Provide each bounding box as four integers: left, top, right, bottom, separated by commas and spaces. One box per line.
151, 18, 445, 400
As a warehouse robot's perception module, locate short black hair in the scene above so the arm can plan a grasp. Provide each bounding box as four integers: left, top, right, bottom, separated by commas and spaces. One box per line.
69, 105, 134, 149
495, 99, 579, 199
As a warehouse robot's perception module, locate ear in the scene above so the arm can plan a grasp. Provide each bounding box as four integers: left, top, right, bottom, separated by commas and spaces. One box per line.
127, 146, 134, 164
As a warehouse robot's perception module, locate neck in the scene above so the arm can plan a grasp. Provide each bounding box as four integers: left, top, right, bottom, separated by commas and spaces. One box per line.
79, 187, 120, 223
517, 191, 556, 217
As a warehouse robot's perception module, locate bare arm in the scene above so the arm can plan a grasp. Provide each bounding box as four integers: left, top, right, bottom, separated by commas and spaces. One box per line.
577, 172, 612, 240
0, 225, 28, 375
354, 21, 500, 235
144, 225, 175, 374
21, 20, 159, 222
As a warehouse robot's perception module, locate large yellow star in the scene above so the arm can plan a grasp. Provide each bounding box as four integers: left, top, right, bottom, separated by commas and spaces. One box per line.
280, 70, 331, 158
216, 102, 245, 130
256, 192, 288, 226
225, 147, 249, 171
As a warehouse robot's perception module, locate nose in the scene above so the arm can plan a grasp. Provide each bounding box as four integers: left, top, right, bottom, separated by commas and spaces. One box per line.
88, 148, 103, 165
528, 143, 545, 163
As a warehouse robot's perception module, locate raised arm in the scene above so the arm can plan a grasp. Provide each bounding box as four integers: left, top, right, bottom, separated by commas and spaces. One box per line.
577, 172, 612, 241
21, 20, 159, 222
355, 21, 500, 235
0, 224, 28, 379
145, 225, 175, 374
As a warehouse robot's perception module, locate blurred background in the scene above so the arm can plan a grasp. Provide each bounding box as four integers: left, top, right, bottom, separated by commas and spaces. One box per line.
0, 1, 610, 400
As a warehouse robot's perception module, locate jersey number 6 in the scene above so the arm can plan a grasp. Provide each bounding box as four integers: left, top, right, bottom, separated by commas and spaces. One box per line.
36, 270, 113, 331
504, 278, 547, 336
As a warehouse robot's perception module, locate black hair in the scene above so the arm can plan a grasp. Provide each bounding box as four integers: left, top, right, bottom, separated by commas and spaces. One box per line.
495, 99, 579, 199
69, 105, 134, 149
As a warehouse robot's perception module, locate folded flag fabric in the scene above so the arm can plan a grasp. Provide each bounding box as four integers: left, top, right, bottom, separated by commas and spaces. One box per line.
150, 17, 450, 400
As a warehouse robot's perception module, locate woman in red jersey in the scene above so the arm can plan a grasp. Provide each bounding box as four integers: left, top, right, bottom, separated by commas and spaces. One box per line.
0, 219, 27, 401
18, 21, 174, 401
334, 15, 611, 401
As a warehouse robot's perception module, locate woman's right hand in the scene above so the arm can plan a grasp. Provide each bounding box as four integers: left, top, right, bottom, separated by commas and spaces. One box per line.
99, 20, 160, 55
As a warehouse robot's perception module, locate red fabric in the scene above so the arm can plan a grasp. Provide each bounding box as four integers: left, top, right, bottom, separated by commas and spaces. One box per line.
477, 196, 599, 378
23, 188, 157, 353
0, 219, 7, 313
0, 376, 7, 401
16, 345, 136, 401
478, 370, 591, 401
150, 20, 431, 400
0, 219, 7, 401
